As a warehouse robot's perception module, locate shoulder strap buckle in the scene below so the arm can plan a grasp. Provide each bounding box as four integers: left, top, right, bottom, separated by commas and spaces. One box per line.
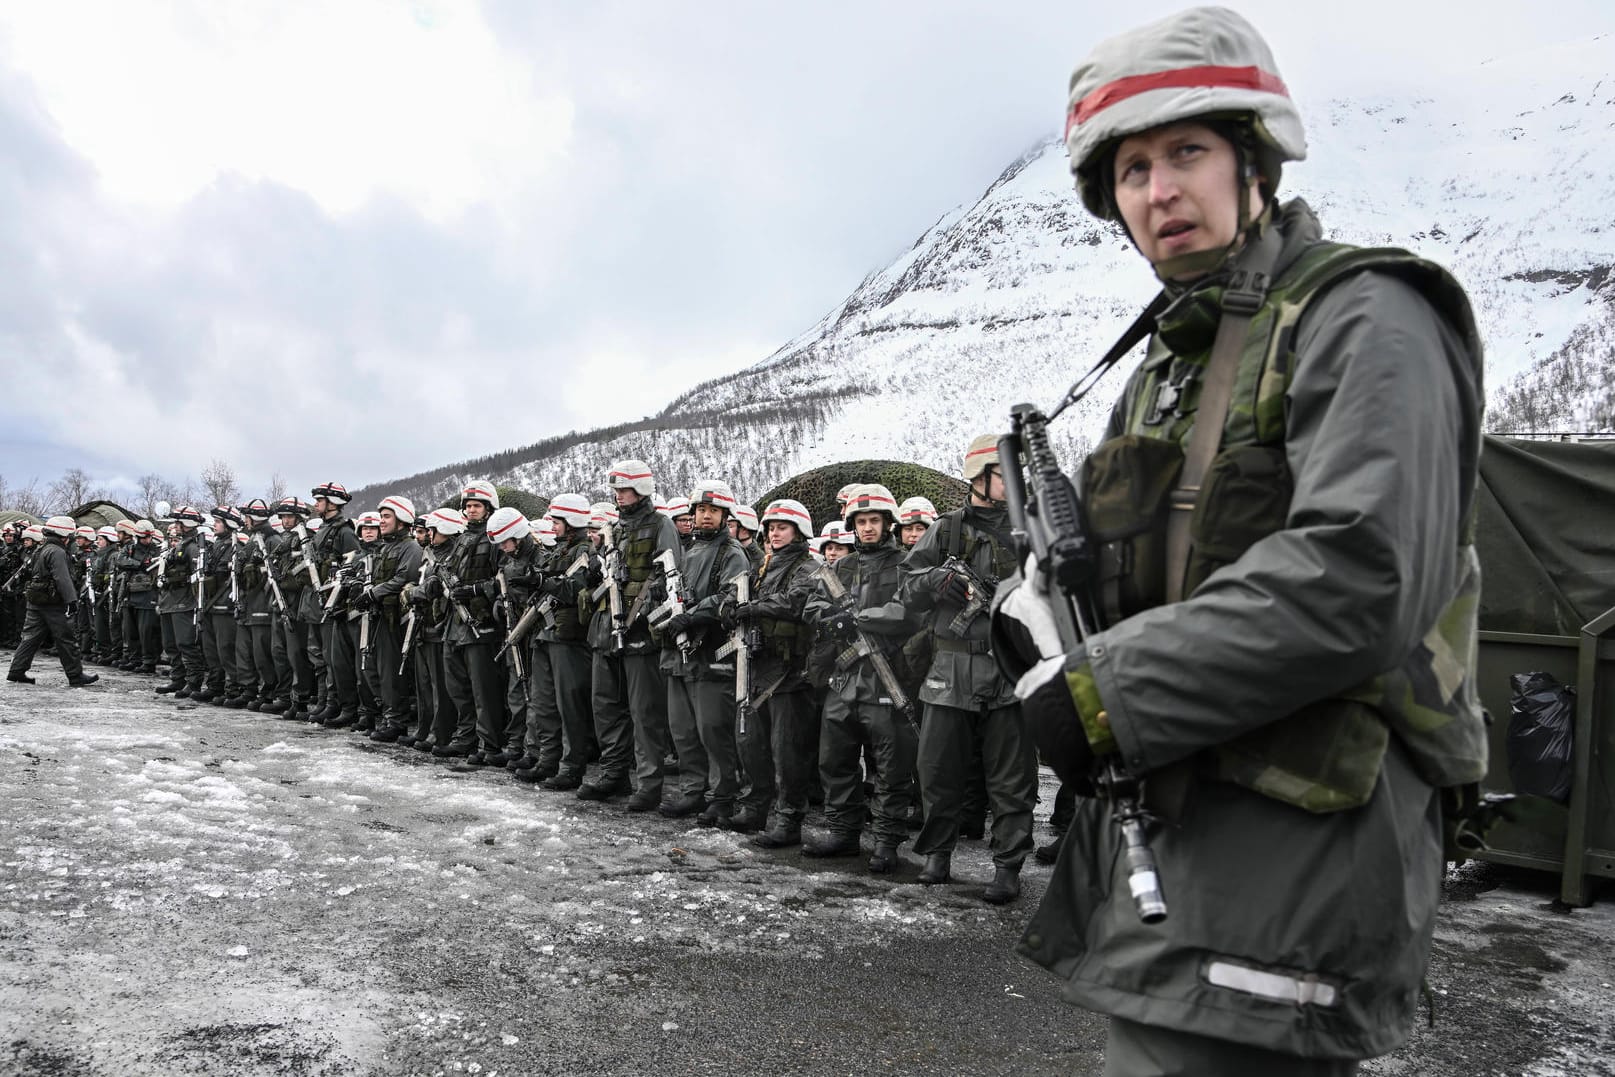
1221, 270, 1270, 316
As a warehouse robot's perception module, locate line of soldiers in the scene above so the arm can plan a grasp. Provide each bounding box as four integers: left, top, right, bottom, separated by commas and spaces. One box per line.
1, 437, 1056, 903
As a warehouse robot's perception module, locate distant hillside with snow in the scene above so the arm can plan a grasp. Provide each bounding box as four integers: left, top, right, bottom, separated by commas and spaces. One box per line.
355, 34, 1615, 510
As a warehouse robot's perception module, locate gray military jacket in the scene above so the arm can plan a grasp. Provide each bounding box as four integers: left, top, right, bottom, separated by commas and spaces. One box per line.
1019, 207, 1483, 1061
898, 504, 1019, 711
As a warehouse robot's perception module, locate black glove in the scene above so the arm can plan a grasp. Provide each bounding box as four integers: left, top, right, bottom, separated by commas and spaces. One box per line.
933, 567, 972, 606
1020, 667, 1096, 788
66, 602, 79, 619
352, 588, 375, 611
822, 602, 858, 642
409, 589, 432, 608
716, 593, 739, 628
665, 611, 693, 637
451, 583, 477, 601
649, 578, 668, 603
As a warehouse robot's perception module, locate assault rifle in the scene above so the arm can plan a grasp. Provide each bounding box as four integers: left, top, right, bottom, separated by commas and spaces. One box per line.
591, 523, 627, 650
229, 535, 242, 606
292, 524, 322, 591
810, 560, 917, 728
495, 548, 589, 667
437, 560, 493, 637
1, 562, 28, 595
713, 571, 763, 735
253, 533, 287, 615
495, 572, 527, 682
322, 551, 359, 615
937, 555, 998, 635
999, 402, 1167, 925
398, 552, 432, 676
356, 553, 376, 673
648, 548, 694, 658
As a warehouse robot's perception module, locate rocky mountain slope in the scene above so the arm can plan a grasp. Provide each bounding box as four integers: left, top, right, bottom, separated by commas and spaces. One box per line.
356, 34, 1615, 510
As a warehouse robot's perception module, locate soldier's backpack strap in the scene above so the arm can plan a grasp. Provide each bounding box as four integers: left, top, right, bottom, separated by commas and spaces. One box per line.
1164, 230, 1282, 604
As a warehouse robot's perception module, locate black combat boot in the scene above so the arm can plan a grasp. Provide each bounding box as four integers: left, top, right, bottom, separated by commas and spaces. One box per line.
432, 742, 471, 759
625, 789, 661, 812
867, 843, 901, 874
67, 673, 99, 687
659, 793, 705, 818
224, 695, 251, 709
983, 866, 1022, 905
191, 688, 217, 703
1034, 833, 1065, 865
541, 768, 582, 790
918, 853, 952, 885
576, 776, 631, 801
802, 831, 861, 858
260, 698, 288, 715
514, 762, 559, 785
720, 806, 767, 834
696, 801, 734, 828
7, 672, 35, 684
155, 680, 184, 694
751, 822, 801, 849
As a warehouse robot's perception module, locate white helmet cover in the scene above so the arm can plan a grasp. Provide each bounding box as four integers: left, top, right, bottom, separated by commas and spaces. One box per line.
761, 499, 814, 541
462, 480, 500, 510
841, 484, 899, 529
487, 506, 529, 544
379, 495, 417, 525
1064, 6, 1305, 220
547, 493, 593, 530
607, 459, 655, 497
896, 497, 939, 527
732, 504, 760, 534
688, 479, 738, 516
44, 515, 77, 537
424, 508, 467, 536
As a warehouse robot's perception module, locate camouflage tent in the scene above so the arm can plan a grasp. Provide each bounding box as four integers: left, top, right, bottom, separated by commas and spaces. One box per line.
0, 509, 43, 529
1476, 436, 1615, 635
69, 500, 135, 531
438, 485, 550, 520
755, 460, 968, 534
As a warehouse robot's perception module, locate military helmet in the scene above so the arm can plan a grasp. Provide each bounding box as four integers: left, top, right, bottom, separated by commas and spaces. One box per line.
761, 498, 813, 541
269, 517, 285, 533
1065, 6, 1305, 221
43, 515, 77, 537
819, 521, 855, 547
22, 524, 44, 543
97, 525, 120, 541
423, 508, 466, 536
276, 496, 311, 519
461, 480, 499, 511
533, 518, 558, 547
962, 433, 1001, 481
171, 505, 205, 528
211, 505, 245, 530
310, 481, 350, 506
134, 520, 160, 539
378, 495, 416, 525
354, 511, 383, 531
239, 498, 273, 521
733, 504, 760, 535
896, 496, 939, 527
840, 483, 899, 528
661, 496, 691, 520
115, 519, 138, 536
688, 479, 738, 516
486, 506, 529, 545
835, 483, 860, 510
547, 493, 593, 530
589, 502, 619, 529
306, 518, 323, 532
607, 459, 655, 497
75, 525, 96, 542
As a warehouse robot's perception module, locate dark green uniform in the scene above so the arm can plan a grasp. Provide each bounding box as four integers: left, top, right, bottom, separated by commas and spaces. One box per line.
536, 532, 598, 782
114, 538, 162, 672
155, 531, 205, 692
365, 527, 424, 739
440, 518, 506, 758
7, 537, 87, 682
307, 514, 361, 723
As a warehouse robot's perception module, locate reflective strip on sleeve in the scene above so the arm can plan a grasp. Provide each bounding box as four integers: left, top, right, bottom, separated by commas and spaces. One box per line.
1204, 960, 1340, 1009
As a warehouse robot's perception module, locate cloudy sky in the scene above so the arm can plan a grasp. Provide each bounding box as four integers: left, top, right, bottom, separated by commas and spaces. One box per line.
2, 1, 1610, 502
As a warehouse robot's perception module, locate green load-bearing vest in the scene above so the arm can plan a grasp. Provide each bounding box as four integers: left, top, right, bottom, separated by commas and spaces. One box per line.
1081, 243, 1488, 813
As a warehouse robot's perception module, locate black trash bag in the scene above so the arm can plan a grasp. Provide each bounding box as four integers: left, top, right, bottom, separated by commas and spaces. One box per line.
1506, 671, 1576, 804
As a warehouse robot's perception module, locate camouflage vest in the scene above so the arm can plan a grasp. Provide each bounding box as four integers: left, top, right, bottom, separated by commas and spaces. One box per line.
755, 548, 811, 663
375, 534, 411, 610
1081, 244, 1488, 812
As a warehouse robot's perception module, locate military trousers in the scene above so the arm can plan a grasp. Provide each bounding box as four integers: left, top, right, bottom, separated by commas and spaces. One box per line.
691, 675, 740, 810
548, 640, 596, 776
373, 612, 413, 724
277, 614, 315, 703
1104, 1017, 1359, 1077
737, 687, 817, 825
443, 638, 505, 753
410, 639, 447, 747
93, 599, 114, 656
521, 640, 561, 767
159, 610, 205, 689
819, 696, 918, 845
199, 609, 239, 693
914, 702, 1037, 868
8, 605, 84, 680
236, 618, 277, 701
320, 615, 360, 713
589, 649, 662, 787
122, 603, 161, 669
665, 675, 709, 801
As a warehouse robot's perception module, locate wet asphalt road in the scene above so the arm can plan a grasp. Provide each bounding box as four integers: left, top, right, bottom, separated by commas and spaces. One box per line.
2, 658, 1612, 1076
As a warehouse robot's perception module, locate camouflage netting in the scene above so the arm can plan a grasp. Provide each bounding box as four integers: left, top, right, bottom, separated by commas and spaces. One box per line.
755, 460, 968, 532
438, 485, 550, 520
69, 500, 134, 530
0, 509, 42, 528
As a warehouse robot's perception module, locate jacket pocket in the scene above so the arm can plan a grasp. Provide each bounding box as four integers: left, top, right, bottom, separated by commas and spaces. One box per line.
1081, 434, 1184, 621
1185, 444, 1291, 595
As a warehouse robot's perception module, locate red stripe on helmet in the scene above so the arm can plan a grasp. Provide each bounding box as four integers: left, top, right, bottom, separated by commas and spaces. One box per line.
610, 470, 652, 480
766, 503, 810, 521
965, 445, 998, 458
489, 517, 524, 541
1066, 64, 1290, 139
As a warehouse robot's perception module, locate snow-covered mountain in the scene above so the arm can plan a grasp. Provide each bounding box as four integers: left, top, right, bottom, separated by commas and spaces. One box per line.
359, 34, 1615, 510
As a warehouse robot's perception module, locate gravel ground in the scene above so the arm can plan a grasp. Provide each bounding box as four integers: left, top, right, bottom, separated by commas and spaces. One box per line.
2, 658, 1611, 1076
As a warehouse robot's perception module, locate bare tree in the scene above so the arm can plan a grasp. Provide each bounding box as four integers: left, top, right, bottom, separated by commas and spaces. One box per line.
136, 474, 169, 521
168, 476, 200, 511
267, 471, 287, 505
8, 477, 48, 518
0, 473, 9, 512
48, 467, 102, 514
200, 459, 240, 509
